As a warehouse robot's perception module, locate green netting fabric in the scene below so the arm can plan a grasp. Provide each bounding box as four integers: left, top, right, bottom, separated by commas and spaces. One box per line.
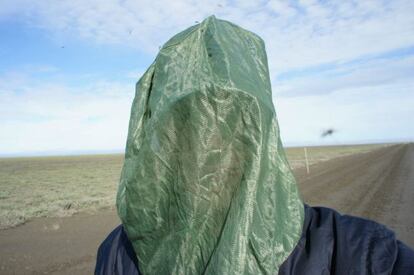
117, 16, 304, 275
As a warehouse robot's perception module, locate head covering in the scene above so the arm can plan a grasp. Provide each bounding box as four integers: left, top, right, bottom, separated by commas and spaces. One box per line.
117, 16, 304, 275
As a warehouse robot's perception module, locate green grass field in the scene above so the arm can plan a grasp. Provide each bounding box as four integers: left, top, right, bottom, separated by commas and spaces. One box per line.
0, 155, 123, 229
0, 144, 387, 229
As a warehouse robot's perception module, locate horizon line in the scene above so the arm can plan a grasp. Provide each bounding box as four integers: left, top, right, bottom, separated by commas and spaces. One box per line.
1, 139, 412, 158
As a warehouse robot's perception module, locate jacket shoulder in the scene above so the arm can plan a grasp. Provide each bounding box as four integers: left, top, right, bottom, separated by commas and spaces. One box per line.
279, 206, 414, 274
95, 225, 140, 275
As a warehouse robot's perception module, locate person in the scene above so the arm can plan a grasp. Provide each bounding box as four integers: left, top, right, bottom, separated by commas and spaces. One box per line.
95, 16, 414, 275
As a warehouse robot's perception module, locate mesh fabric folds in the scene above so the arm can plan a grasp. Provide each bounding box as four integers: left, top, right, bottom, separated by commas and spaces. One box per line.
117, 16, 304, 275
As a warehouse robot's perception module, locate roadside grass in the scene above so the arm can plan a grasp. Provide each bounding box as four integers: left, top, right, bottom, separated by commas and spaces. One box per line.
0, 154, 123, 229
0, 144, 387, 229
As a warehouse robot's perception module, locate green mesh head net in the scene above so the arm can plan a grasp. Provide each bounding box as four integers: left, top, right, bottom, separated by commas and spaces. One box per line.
117, 16, 304, 275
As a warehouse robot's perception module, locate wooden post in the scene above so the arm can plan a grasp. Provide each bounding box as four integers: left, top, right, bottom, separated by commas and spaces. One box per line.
304, 147, 310, 174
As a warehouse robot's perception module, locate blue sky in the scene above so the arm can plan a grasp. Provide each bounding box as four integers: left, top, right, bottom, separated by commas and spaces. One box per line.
0, 0, 413, 156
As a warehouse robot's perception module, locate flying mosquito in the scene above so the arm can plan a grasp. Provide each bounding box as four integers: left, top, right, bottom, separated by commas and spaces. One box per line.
321, 128, 336, 138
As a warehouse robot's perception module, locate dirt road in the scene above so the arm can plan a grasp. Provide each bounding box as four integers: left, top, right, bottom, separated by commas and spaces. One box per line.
0, 143, 413, 274
0, 211, 120, 274
295, 143, 414, 247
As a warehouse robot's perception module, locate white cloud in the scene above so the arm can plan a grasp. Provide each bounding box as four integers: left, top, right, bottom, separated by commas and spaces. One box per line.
274, 53, 414, 96
276, 82, 414, 146
2, 0, 414, 74
267, 1, 297, 17
0, 71, 134, 155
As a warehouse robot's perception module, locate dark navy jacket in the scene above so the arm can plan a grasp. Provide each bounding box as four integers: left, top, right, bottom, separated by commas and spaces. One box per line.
95, 206, 414, 274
